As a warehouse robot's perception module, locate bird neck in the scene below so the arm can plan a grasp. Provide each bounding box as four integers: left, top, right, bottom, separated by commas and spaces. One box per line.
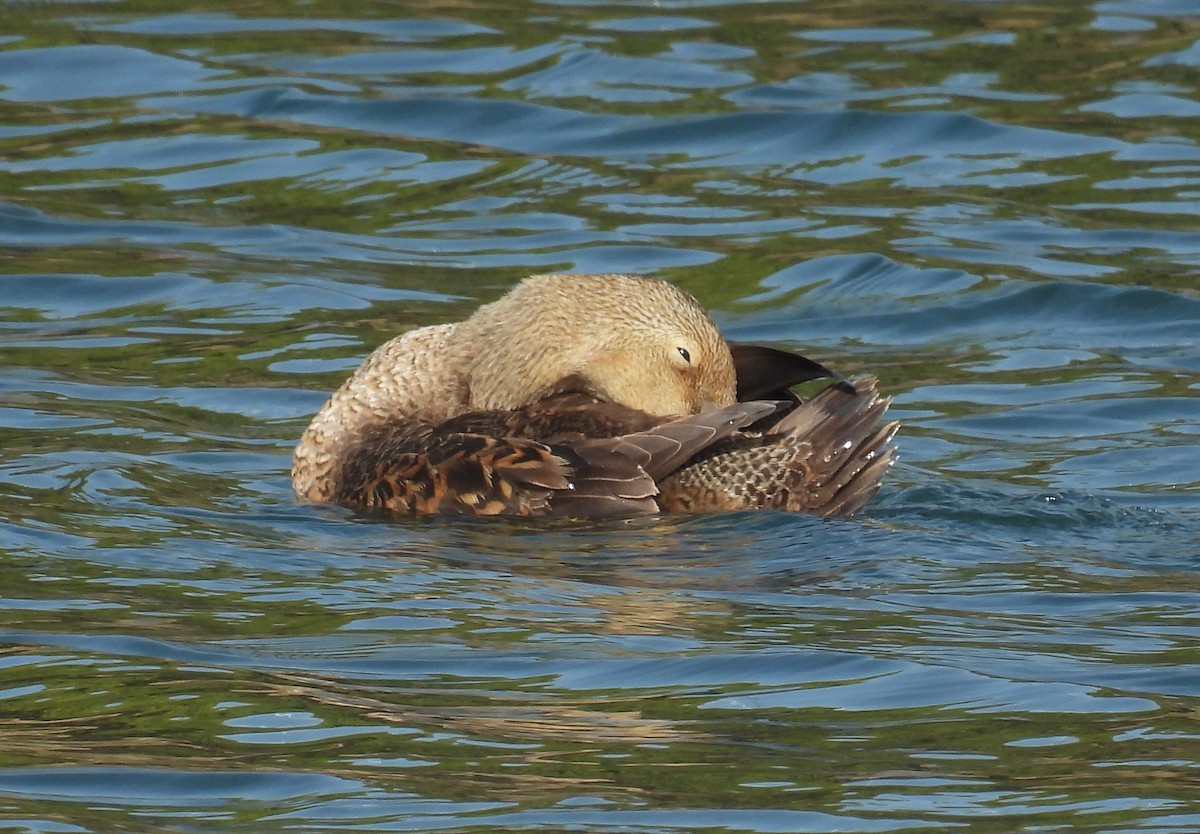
291, 324, 464, 501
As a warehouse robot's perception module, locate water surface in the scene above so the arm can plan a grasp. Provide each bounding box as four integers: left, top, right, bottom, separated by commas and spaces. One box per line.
1, 1, 1199, 831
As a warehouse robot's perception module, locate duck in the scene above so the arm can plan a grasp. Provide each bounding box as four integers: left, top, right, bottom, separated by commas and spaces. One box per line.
292, 273, 898, 518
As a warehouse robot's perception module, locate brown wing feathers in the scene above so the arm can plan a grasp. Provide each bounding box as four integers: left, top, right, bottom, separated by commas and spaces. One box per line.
552, 401, 778, 517
729, 343, 850, 400
773, 378, 899, 516
335, 399, 778, 518
326, 347, 896, 518
340, 434, 573, 516
656, 377, 898, 516
293, 274, 898, 518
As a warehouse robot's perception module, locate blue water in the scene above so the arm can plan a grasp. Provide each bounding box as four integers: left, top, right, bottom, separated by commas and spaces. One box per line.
2, 1, 1199, 831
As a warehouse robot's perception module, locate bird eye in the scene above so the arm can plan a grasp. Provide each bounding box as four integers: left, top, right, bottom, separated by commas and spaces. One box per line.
676, 347, 691, 364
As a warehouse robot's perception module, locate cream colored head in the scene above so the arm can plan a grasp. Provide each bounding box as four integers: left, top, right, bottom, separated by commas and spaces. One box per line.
456, 273, 736, 417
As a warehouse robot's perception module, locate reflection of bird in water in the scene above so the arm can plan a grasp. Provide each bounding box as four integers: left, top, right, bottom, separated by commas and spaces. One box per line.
292, 273, 898, 517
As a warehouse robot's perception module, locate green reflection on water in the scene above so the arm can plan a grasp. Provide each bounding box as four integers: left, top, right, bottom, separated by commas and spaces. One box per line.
1, 0, 1199, 831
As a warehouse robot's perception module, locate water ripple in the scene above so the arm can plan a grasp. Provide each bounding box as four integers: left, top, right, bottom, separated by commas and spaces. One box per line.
2, 1, 1199, 831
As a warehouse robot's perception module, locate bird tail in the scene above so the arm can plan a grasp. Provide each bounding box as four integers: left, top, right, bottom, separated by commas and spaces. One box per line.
656, 377, 899, 517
